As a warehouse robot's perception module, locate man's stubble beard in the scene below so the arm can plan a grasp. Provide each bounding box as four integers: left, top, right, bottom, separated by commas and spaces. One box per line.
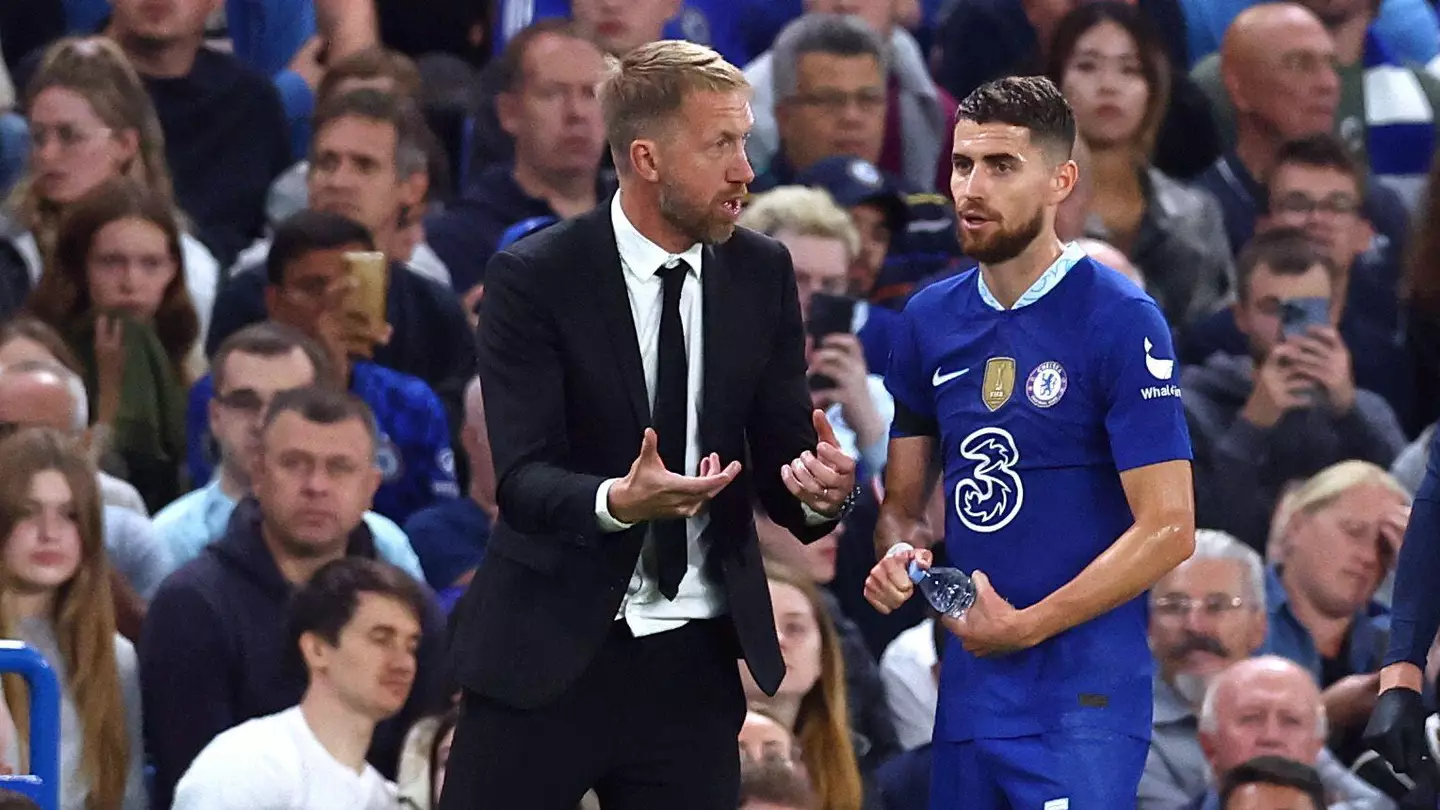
658, 176, 735, 246
959, 205, 1047, 265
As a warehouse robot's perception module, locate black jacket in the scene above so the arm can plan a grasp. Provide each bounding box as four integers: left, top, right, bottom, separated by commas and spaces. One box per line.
139, 498, 449, 809
451, 202, 837, 708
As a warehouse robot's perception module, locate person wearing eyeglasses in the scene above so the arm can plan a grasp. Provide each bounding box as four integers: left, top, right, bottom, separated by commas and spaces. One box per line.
153, 321, 422, 582
1139, 529, 1271, 809
1181, 133, 1416, 436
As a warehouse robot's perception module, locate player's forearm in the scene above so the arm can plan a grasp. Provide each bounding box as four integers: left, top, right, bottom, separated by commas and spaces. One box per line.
1384, 494, 1440, 669
874, 436, 937, 556
1022, 509, 1195, 646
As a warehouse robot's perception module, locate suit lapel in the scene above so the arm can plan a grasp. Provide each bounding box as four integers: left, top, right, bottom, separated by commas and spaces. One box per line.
592, 213, 652, 430
700, 243, 736, 453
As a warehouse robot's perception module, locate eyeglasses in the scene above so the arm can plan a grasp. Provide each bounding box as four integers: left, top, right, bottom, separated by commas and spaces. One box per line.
1152, 594, 1246, 619
1271, 192, 1360, 217
28, 124, 113, 152
791, 89, 887, 115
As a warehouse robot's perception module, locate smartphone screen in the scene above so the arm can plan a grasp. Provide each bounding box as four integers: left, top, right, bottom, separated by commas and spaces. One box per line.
1279, 297, 1329, 340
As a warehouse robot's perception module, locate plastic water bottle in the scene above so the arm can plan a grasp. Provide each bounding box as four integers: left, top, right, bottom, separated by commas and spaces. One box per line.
885, 542, 976, 618
908, 561, 976, 618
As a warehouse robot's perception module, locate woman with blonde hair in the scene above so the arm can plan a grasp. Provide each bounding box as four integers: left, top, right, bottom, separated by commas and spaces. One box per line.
0, 37, 217, 336
0, 427, 144, 809
742, 562, 866, 810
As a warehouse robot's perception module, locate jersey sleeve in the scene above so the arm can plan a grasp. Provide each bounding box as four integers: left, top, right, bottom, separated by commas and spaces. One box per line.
884, 302, 936, 437
1096, 299, 1192, 472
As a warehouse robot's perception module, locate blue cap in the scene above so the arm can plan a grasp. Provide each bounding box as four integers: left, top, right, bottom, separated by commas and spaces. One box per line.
907, 559, 927, 583
795, 156, 909, 234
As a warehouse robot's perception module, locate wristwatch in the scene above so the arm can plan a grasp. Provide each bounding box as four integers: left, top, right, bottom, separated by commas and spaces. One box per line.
825, 484, 862, 522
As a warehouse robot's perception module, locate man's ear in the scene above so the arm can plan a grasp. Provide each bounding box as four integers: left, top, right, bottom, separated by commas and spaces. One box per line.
496, 91, 521, 140
629, 138, 662, 183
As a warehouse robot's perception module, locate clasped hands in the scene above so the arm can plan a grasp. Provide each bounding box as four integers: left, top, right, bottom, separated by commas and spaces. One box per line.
606, 410, 857, 525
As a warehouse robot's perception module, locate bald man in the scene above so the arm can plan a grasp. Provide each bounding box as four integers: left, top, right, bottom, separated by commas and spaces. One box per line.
1188, 656, 1393, 810
1192, 4, 1342, 253
402, 376, 495, 610
1192, 0, 1440, 212
1076, 239, 1146, 290
0, 360, 148, 515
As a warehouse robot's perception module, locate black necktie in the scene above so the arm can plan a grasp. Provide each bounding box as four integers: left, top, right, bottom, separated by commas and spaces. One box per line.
653, 260, 690, 600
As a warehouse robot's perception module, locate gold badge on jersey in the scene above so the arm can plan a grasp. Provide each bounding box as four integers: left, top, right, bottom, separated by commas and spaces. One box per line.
982, 357, 1016, 412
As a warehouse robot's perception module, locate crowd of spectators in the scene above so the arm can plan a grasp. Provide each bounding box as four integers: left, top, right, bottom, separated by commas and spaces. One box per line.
1, 0, 1440, 807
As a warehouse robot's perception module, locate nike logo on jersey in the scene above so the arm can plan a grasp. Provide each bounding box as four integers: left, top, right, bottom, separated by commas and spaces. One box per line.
932, 367, 971, 387
1144, 337, 1175, 380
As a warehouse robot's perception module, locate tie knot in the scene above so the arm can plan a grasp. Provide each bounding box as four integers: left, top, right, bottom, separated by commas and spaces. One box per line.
658, 259, 690, 279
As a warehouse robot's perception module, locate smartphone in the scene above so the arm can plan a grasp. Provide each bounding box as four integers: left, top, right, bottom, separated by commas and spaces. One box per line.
807, 293, 857, 341
341, 251, 388, 336
1279, 296, 1329, 340
806, 293, 857, 392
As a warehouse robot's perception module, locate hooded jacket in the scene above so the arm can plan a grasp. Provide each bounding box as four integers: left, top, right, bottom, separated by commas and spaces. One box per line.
140, 498, 448, 810
1183, 353, 1406, 550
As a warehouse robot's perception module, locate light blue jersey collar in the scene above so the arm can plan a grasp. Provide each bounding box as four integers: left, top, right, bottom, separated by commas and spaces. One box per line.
976, 241, 1085, 311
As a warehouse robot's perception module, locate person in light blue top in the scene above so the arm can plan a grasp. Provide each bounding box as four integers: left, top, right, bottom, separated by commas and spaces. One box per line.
154, 323, 421, 581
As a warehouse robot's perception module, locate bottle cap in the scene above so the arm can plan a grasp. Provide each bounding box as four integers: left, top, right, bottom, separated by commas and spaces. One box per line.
907, 560, 926, 584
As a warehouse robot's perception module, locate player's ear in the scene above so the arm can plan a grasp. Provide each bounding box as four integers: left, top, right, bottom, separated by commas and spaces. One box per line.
1050, 158, 1078, 207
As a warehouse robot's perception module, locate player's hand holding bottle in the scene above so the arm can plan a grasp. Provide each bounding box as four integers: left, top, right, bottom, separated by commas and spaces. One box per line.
865, 542, 933, 613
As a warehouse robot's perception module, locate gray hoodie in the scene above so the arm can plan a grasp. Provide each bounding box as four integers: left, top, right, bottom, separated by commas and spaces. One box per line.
1183, 353, 1406, 549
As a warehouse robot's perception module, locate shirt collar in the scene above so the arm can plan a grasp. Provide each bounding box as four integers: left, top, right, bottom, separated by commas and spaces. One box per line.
1152, 672, 1196, 726
611, 192, 705, 280
976, 241, 1085, 311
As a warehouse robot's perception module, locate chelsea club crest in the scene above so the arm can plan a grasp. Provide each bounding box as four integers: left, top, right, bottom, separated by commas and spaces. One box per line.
1025, 361, 1067, 408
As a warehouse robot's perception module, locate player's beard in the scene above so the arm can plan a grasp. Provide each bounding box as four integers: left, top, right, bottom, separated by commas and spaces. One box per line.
959, 205, 1046, 265
658, 177, 736, 245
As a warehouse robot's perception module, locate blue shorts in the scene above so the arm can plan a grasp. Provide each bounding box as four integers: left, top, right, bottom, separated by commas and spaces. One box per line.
930, 728, 1148, 810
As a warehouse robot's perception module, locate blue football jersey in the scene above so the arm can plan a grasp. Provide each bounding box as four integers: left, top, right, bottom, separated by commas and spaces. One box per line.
885, 244, 1191, 742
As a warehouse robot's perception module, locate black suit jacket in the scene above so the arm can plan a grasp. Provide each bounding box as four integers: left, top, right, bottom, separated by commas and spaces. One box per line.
451, 202, 835, 709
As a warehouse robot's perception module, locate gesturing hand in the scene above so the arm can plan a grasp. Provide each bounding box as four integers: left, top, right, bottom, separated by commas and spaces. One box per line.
607, 428, 742, 525
781, 410, 858, 517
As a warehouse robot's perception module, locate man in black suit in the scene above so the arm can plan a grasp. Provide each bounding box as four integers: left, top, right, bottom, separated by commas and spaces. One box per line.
441, 39, 861, 810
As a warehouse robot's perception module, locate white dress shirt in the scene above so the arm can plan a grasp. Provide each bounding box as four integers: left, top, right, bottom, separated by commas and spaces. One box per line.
595, 193, 725, 637
880, 618, 939, 750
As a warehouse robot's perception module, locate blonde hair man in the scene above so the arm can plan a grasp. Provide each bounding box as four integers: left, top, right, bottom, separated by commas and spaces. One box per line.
445, 40, 857, 810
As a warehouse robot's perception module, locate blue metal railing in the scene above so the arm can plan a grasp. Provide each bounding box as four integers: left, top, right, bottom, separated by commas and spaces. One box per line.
0, 642, 61, 810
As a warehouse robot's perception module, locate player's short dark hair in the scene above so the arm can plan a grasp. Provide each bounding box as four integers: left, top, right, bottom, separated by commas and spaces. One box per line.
1263, 133, 1364, 212
286, 558, 428, 673
212, 322, 330, 395
738, 760, 816, 809
1235, 226, 1339, 302
1218, 756, 1325, 810
266, 209, 376, 287
956, 76, 1076, 160
262, 385, 380, 454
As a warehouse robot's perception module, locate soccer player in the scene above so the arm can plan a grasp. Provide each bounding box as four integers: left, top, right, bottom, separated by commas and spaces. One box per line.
863, 75, 1197, 807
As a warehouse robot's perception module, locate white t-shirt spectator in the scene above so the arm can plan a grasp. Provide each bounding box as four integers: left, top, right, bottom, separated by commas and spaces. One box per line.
173, 706, 399, 810
880, 618, 938, 751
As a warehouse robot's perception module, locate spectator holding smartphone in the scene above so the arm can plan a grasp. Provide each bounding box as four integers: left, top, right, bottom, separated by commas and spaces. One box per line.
739, 187, 893, 479
1184, 227, 1405, 551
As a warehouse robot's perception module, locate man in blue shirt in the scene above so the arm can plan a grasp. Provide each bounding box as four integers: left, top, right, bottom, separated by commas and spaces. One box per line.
188, 211, 458, 526
158, 323, 422, 581
402, 376, 494, 613
865, 76, 1196, 807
